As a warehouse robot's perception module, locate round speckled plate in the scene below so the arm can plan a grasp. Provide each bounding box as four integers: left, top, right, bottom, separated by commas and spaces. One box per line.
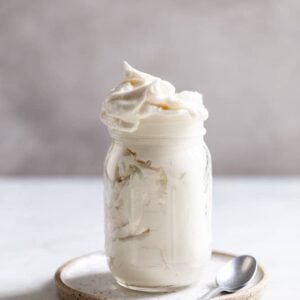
54, 251, 267, 300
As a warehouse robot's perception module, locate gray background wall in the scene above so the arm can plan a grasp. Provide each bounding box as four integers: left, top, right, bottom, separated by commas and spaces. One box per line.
0, 0, 299, 176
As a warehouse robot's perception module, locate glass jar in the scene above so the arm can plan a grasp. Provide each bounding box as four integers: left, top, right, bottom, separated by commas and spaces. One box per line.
103, 118, 212, 292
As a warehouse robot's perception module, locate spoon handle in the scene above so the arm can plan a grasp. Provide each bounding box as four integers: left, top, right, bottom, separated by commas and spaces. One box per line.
199, 287, 223, 300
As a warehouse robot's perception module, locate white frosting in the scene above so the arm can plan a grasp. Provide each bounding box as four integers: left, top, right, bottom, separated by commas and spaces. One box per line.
102, 63, 212, 291
101, 62, 208, 132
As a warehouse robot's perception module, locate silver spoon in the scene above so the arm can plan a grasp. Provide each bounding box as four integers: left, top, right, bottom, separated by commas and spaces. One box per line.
199, 255, 257, 300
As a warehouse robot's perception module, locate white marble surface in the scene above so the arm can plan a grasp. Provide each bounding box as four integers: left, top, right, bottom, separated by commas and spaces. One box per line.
0, 177, 299, 299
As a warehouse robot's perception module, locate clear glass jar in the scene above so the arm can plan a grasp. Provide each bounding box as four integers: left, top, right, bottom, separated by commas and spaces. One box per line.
103, 119, 212, 292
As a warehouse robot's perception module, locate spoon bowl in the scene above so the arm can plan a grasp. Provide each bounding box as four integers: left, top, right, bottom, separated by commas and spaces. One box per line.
217, 255, 257, 291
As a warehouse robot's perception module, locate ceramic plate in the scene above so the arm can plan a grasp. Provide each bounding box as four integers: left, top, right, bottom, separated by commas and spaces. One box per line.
54, 251, 267, 300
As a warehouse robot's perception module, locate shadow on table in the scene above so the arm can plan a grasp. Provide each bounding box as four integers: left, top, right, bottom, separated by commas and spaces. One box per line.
0, 280, 59, 300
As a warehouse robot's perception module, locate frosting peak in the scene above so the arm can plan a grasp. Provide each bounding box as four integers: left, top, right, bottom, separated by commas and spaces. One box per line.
101, 62, 208, 132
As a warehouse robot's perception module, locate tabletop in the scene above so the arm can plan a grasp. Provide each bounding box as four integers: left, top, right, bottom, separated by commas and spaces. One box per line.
0, 177, 299, 299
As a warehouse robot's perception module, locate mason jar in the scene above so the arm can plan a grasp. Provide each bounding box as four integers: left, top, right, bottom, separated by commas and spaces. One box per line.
103, 116, 212, 292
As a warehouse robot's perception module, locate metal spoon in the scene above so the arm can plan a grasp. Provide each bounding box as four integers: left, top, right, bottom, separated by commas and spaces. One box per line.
199, 255, 257, 300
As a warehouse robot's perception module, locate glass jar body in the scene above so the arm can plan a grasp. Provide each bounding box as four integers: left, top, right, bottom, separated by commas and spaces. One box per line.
104, 134, 212, 292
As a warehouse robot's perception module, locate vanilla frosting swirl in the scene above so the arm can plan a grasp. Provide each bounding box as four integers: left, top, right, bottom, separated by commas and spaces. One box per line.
101, 62, 208, 132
